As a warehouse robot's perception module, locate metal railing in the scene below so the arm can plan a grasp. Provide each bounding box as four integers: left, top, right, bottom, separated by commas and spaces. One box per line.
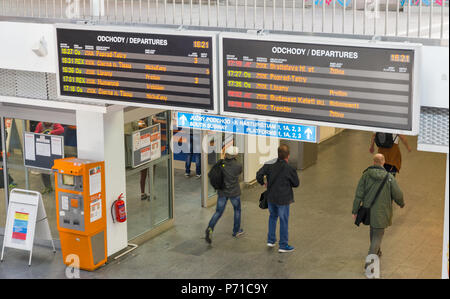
0, 0, 449, 40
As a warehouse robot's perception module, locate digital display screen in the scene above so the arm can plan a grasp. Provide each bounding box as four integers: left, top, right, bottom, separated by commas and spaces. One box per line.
222, 37, 416, 131
56, 27, 215, 111
62, 174, 75, 186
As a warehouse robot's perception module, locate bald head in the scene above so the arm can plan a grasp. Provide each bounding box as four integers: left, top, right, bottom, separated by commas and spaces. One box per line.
373, 154, 385, 166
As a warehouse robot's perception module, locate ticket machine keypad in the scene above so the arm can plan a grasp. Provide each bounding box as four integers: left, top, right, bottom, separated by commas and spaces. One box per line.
58, 192, 84, 231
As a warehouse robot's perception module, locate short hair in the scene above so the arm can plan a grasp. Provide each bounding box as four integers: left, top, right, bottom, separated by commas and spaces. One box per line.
278, 144, 290, 160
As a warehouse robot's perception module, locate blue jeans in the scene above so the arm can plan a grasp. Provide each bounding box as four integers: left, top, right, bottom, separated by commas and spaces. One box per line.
185, 153, 201, 175
208, 196, 241, 235
267, 202, 290, 248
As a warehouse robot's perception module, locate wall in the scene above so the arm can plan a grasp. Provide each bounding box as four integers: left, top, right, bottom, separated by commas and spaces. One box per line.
421, 46, 449, 109
244, 135, 279, 183
0, 22, 57, 73
76, 109, 128, 257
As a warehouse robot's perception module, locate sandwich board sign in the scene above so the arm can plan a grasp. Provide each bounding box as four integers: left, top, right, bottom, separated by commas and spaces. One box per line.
1, 189, 55, 266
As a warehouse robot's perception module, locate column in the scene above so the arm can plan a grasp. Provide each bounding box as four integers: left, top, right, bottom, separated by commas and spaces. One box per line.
76, 108, 127, 257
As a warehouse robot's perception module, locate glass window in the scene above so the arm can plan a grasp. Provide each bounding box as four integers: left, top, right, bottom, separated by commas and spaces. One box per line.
125, 111, 172, 240
1, 118, 77, 240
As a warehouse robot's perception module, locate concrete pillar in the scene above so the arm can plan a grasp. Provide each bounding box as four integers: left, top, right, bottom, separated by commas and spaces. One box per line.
76, 108, 127, 257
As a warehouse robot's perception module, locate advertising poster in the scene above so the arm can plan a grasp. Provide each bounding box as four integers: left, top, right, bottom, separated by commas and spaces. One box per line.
11, 212, 29, 243
89, 166, 102, 196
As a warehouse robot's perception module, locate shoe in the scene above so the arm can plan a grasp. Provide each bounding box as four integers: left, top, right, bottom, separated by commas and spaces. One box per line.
8, 182, 17, 189
205, 227, 213, 244
141, 193, 149, 201
232, 229, 244, 238
195, 174, 201, 179
267, 242, 276, 248
278, 245, 295, 253
41, 187, 53, 194
185, 173, 190, 177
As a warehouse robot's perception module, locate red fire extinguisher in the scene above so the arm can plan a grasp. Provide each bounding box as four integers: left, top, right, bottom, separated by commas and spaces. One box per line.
111, 193, 127, 223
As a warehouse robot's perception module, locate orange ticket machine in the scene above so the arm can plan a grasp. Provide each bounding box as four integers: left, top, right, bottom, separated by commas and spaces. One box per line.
52, 158, 107, 271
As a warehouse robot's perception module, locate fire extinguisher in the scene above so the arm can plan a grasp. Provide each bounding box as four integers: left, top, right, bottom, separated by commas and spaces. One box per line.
111, 193, 127, 223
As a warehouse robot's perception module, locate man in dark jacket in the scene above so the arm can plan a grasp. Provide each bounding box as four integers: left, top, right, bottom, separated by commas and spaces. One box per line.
205, 146, 243, 244
256, 144, 300, 252
352, 154, 405, 266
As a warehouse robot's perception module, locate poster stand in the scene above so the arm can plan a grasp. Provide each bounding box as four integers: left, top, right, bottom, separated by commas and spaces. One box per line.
1, 189, 55, 266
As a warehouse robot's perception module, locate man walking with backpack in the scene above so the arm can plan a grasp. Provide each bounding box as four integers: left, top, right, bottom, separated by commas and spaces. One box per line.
369, 132, 412, 177
352, 154, 405, 270
256, 144, 299, 253
205, 146, 243, 244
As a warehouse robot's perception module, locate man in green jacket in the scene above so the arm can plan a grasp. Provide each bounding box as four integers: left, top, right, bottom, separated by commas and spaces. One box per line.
352, 154, 405, 260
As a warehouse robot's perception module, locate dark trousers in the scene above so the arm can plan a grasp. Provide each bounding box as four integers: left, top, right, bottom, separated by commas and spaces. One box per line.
140, 169, 148, 194
41, 173, 52, 189
384, 164, 398, 177
369, 227, 385, 255
208, 196, 241, 235
185, 153, 201, 175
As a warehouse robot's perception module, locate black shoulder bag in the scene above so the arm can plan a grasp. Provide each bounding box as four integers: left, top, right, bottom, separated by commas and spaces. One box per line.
355, 173, 389, 226
259, 162, 285, 209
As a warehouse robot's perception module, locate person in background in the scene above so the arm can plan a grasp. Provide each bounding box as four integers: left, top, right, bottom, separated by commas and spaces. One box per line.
205, 146, 243, 244
369, 133, 412, 177
185, 128, 201, 178
0, 130, 17, 190
256, 144, 300, 253
35, 122, 64, 194
352, 154, 405, 270
137, 119, 151, 201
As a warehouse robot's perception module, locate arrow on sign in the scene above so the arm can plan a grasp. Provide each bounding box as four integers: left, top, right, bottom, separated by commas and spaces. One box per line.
179, 114, 188, 126
305, 128, 313, 140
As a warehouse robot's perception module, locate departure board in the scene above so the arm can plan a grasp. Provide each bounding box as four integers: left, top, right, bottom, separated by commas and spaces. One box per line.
221, 35, 419, 132
56, 26, 216, 112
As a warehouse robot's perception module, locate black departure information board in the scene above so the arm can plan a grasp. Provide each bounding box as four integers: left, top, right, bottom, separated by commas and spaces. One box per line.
221, 35, 419, 132
56, 26, 216, 112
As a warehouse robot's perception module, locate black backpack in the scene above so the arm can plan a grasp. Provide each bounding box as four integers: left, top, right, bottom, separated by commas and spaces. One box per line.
208, 159, 225, 190
375, 133, 397, 148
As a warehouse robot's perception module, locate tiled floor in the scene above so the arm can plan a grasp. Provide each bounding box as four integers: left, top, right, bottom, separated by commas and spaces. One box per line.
0, 129, 447, 279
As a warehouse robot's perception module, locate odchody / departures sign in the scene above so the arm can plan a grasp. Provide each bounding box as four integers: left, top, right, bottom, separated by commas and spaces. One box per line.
55, 25, 216, 113
220, 33, 421, 134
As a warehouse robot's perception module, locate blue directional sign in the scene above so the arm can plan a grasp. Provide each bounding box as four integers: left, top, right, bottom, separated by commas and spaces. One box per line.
177, 112, 317, 143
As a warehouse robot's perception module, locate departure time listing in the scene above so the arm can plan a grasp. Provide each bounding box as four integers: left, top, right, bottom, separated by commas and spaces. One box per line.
222, 37, 415, 131
56, 27, 215, 111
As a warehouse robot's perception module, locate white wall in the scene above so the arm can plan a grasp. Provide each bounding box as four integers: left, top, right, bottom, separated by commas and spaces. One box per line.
421, 46, 449, 109
76, 109, 128, 257
244, 135, 279, 183
0, 22, 57, 73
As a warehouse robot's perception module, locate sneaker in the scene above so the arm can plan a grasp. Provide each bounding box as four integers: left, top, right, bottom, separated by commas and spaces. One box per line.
8, 182, 17, 189
278, 245, 295, 253
195, 174, 201, 179
205, 227, 213, 244
232, 229, 244, 238
267, 242, 276, 248
185, 173, 190, 177
41, 187, 53, 194
141, 193, 149, 201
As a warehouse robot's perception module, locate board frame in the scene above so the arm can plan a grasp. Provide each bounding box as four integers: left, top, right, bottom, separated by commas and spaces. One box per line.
54, 23, 219, 114
219, 32, 422, 135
